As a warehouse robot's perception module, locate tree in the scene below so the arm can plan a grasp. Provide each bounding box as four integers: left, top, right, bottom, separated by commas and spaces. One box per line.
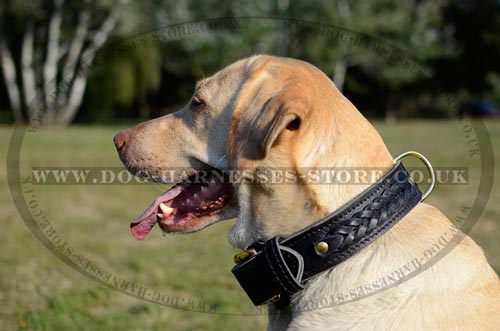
0, 0, 119, 124
285, 0, 456, 119
79, 42, 161, 122
440, 0, 500, 98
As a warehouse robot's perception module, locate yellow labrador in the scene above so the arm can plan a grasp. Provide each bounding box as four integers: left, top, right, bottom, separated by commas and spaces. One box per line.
114, 55, 500, 330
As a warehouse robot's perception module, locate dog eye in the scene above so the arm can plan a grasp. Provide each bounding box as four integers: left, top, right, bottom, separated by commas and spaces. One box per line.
191, 95, 205, 109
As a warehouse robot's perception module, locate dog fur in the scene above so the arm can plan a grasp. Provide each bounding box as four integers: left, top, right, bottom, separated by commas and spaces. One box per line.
114, 55, 500, 330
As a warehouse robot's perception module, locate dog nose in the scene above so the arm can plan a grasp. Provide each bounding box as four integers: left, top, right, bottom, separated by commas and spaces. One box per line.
113, 131, 128, 153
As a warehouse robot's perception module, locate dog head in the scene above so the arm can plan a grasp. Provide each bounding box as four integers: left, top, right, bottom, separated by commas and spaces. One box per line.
114, 55, 393, 248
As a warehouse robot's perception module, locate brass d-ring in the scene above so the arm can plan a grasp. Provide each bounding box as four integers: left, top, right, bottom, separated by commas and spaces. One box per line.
393, 151, 435, 201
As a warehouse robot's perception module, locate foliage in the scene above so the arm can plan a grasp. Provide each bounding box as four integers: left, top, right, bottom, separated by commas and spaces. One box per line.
0, 0, 499, 123
79, 42, 161, 122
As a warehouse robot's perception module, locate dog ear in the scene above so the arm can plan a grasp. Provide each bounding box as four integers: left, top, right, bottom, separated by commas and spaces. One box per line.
228, 89, 308, 169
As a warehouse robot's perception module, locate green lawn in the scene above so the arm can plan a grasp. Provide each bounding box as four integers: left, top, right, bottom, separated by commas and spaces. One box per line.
1, 120, 499, 330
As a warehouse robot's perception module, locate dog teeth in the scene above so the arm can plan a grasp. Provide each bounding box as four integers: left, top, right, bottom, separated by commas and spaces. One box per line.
201, 186, 208, 192
157, 213, 164, 219
193, 193, 199, 199
159, 203, 174, 215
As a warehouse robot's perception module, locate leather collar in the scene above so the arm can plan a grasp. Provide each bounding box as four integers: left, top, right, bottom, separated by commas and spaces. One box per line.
231, 162, 422, 306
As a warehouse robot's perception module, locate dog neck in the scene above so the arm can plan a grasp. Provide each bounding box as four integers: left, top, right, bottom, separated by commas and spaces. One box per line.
229, 101, 394, 250
310, 97, 394, 214
231, 162, 421, 307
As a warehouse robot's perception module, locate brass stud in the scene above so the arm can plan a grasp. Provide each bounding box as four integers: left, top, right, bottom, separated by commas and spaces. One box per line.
233, 249, 257, 264
316, 241, 329, 254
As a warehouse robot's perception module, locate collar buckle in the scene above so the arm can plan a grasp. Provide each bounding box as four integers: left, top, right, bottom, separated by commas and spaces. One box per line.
233, 248, 257, 264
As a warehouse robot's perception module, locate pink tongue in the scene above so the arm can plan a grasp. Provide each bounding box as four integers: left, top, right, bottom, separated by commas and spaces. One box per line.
130, 186, 183, 240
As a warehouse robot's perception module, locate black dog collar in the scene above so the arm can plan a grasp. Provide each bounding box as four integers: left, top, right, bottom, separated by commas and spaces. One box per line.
231, 161, 423, 306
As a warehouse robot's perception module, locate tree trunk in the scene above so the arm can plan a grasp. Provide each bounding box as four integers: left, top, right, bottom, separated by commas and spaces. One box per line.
0, 33, 23, 122
333, 58, 348, 92
56, 12, 117, 125
332, 0, 352, 93
1, 1, 117, 125
57, 75, 87, 125
58, 9, 90, 107
21, 20, 38, 119
43, 0, 64, 123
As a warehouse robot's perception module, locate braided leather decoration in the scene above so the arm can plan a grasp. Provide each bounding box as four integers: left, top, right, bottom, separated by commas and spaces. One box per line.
232, 162, 423, 306
295, 164, 422, 279
323, 179, 416, 254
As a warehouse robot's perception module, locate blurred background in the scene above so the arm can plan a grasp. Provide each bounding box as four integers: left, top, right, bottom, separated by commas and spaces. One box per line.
1, 1, 499, 330
0, 0, 499, 123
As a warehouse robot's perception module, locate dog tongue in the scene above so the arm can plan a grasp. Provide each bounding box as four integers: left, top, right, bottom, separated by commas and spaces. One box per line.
130, 186, 183, 240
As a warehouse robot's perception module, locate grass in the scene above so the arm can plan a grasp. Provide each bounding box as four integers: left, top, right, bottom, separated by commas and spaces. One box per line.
0, 120, 499, 330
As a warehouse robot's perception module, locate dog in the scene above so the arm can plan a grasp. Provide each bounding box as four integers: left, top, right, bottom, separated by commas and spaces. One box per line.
114, 55, 500, 330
